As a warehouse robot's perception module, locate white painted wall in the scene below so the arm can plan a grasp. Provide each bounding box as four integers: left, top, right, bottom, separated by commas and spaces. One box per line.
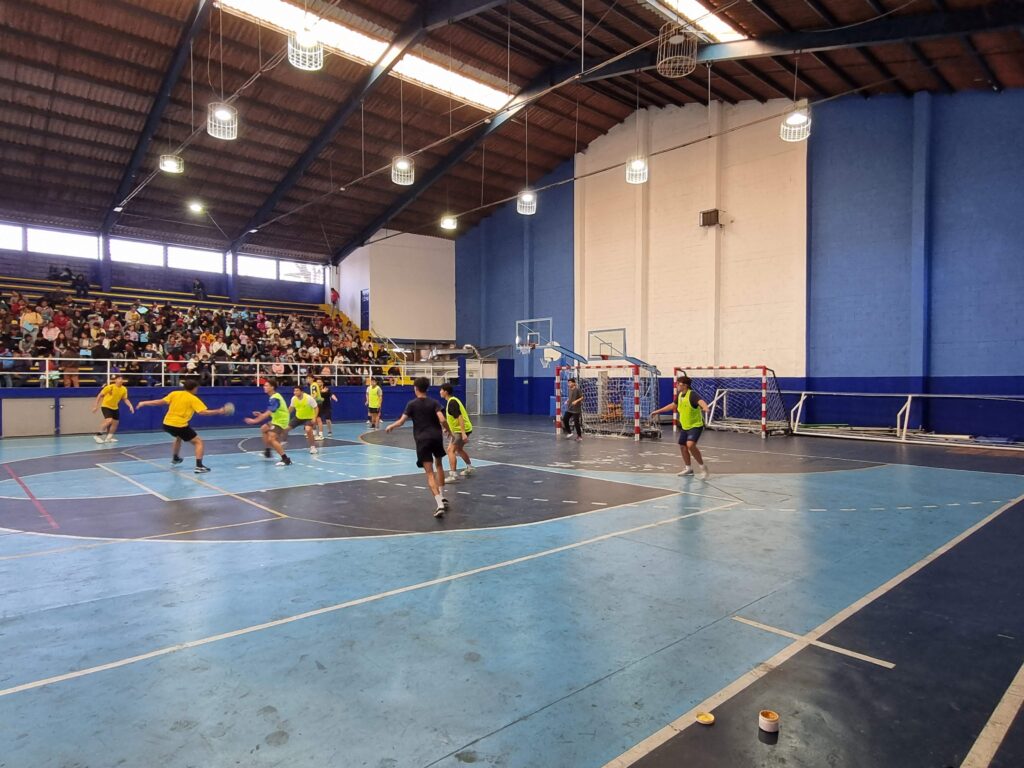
575, 99, 807, 377
337, 244, 369, 325
341, 232, 455, 341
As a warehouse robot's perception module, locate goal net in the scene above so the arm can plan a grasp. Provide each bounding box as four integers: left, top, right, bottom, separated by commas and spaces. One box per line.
672, 365, 790, 438
556, 363, 660, 441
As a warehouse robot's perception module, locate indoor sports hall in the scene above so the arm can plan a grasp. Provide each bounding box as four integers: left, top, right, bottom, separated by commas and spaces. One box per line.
0, 2, 1022, 767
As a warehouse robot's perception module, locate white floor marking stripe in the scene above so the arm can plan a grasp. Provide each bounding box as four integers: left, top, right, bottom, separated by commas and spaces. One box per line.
961, 660, 1024, 768
0, 500, 738, 699
95, 463, 172, 502
602, 492, 1024, 768
731, 616, 895, 669
121, 452, 287, 519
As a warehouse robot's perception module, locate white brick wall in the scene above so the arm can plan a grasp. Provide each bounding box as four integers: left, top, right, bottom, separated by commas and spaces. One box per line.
575, 99, 807, 377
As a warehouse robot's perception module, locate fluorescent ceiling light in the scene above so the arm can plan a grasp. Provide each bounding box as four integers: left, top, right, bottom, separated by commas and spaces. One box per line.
220, 0, 511, 111
645, 0, 746, 43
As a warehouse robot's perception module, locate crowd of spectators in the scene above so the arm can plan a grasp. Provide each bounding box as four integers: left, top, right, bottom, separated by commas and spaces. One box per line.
0, 287, 395, 388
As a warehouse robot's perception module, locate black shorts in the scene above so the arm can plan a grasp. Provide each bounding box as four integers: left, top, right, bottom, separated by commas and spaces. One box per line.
100, 406, 120, 421
289, 417, 311, 430
415, 437, 445, 468
163, 424, 197, 442
367, 407, 380, 414
319, 405, 332, 420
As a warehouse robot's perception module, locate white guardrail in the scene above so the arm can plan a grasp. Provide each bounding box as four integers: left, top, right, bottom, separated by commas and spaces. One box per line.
0, 357, 460, 388
787, 390, 1024, 451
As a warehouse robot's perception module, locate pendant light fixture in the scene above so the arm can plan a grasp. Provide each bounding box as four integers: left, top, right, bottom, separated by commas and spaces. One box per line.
517, 108, 536, 215
391, 79, 415, 185
207, 8, 238, 140
780, 57, 812, 143
288, 3, 323, 71
625, 71, 648, 185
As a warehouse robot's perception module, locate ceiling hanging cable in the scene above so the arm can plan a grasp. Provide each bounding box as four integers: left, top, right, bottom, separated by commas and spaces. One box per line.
207, 5, 237, 140
391, 79, 414, 185
441, 38, 457, 231
626, 70, 648, 184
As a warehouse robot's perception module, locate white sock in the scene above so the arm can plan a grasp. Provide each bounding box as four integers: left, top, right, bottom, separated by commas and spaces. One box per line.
434, 493, 444, 506
696, 462, 705, 469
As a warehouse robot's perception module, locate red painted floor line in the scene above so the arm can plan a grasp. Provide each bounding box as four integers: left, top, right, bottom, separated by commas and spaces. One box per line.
4, 465, 59, 530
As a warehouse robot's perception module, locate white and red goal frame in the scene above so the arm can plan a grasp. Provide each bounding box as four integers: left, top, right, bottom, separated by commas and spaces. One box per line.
555, 363, 649, 442
671, 365, 787, 439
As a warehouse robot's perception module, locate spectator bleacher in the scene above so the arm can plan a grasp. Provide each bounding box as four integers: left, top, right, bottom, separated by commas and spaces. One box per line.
0, 272, 399, 388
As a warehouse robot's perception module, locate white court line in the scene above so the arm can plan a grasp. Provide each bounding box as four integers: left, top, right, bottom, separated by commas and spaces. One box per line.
961, 660, 1024, 768
0, 499, 738, 699
96, 463, 171, 502
731, 616, 895, 669
602, 491, 1024, 768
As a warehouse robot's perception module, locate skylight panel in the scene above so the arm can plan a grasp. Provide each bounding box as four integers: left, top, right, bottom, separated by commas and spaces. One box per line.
652, 0, 746, 43
220, 0, 511, 111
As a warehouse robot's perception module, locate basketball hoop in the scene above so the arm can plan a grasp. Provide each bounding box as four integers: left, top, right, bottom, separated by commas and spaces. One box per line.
517, 343, 537, 357
540, 346, 561, 369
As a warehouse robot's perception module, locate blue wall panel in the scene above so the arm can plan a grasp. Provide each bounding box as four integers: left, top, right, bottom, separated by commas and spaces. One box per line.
928, 91, 1024, 377
456, 160, 575, 413
808, 96, 915, 378
808, 91, 1024, 396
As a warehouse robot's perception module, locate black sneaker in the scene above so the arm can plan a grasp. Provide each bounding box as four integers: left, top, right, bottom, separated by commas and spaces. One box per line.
194, 465, 211, 474
442, 498, 450, 510
263, 448, 271, 459
171, 456, 183, 465
275, 456, 292, 467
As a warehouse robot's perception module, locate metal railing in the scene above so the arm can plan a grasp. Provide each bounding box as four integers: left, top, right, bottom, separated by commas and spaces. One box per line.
0, 356, 459, 388
787, 390, 1024, 451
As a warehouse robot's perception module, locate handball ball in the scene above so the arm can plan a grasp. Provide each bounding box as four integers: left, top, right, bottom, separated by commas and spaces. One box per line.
223, 402, 235, 416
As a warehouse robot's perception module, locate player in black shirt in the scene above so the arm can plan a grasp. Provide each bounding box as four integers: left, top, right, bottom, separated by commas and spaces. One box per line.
385, 376, 450, 517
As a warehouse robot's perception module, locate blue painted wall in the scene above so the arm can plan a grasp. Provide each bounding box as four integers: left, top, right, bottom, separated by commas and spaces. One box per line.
456, 160, 575, 414
808, 90, 1024, 393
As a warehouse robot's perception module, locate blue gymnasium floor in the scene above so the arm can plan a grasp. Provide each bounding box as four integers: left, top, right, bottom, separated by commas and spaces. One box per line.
0, 416, 1022, 768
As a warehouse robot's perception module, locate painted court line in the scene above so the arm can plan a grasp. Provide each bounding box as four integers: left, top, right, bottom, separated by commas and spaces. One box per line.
0, 500, 738, 699
3, 464, 59, 530
731, 616, 895, 669
960, 659, 1024, 768
121, 451, 287, 519
603, 492, 1024, 768
96, 464, 171, 502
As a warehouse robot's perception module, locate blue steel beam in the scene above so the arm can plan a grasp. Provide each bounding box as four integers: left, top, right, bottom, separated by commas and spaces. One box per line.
332, 64, 577, 264
231, 1, 503, 252
580, 1, 1024, 82
102, 0, 212, 233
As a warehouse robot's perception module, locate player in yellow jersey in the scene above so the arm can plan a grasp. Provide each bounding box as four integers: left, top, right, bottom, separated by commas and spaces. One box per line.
290, 386, 320, 455
366, 376, 383, 430
136, 378, 230, 473
653, 375, 711, 478
92, 374, 134, 443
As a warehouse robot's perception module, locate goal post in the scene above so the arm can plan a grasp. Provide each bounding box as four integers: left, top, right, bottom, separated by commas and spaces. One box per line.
556, 363, 659, 441
671, 365, 790, 439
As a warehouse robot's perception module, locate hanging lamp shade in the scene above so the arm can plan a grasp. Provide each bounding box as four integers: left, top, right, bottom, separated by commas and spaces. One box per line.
391, 155, 415, 185
207, 102, 238, 140
288, 29, 324, 71
626, 156, 649, 185
440, 214, 458, 231
656, 22, 698, 78
780, 101, 812, 142
517, 189, 537, 216
159, 154, 185, 174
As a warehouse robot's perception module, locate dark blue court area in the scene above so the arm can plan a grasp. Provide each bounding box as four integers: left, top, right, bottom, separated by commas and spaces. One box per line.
1, 416, 1022, 767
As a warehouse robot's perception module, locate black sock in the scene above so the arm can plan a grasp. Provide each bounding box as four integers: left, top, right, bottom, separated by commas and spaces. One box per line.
196, 459, 205, 467
173, 454, 181, 461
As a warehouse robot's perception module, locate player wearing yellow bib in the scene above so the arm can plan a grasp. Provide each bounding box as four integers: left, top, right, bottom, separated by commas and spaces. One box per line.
92, 374, 134, 443
307, 373, 326, 441
244, 377, 292, 467
365, 377, 383, 429
439, 382, 475, 482
653, 375, 711, 478
136, 378, 230, 473
290, 386, 320, 455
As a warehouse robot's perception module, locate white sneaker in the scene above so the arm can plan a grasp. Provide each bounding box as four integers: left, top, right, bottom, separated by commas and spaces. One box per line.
446, 473, 460, 482
433, 505, 446, 518
677, 466, 693, 476
309, 446, 318, 455
104, 436, 118, 443
461, 466, 475, 477
698, 467, 710, 479
315, 433, 325, 441
93, 434, 105, 444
